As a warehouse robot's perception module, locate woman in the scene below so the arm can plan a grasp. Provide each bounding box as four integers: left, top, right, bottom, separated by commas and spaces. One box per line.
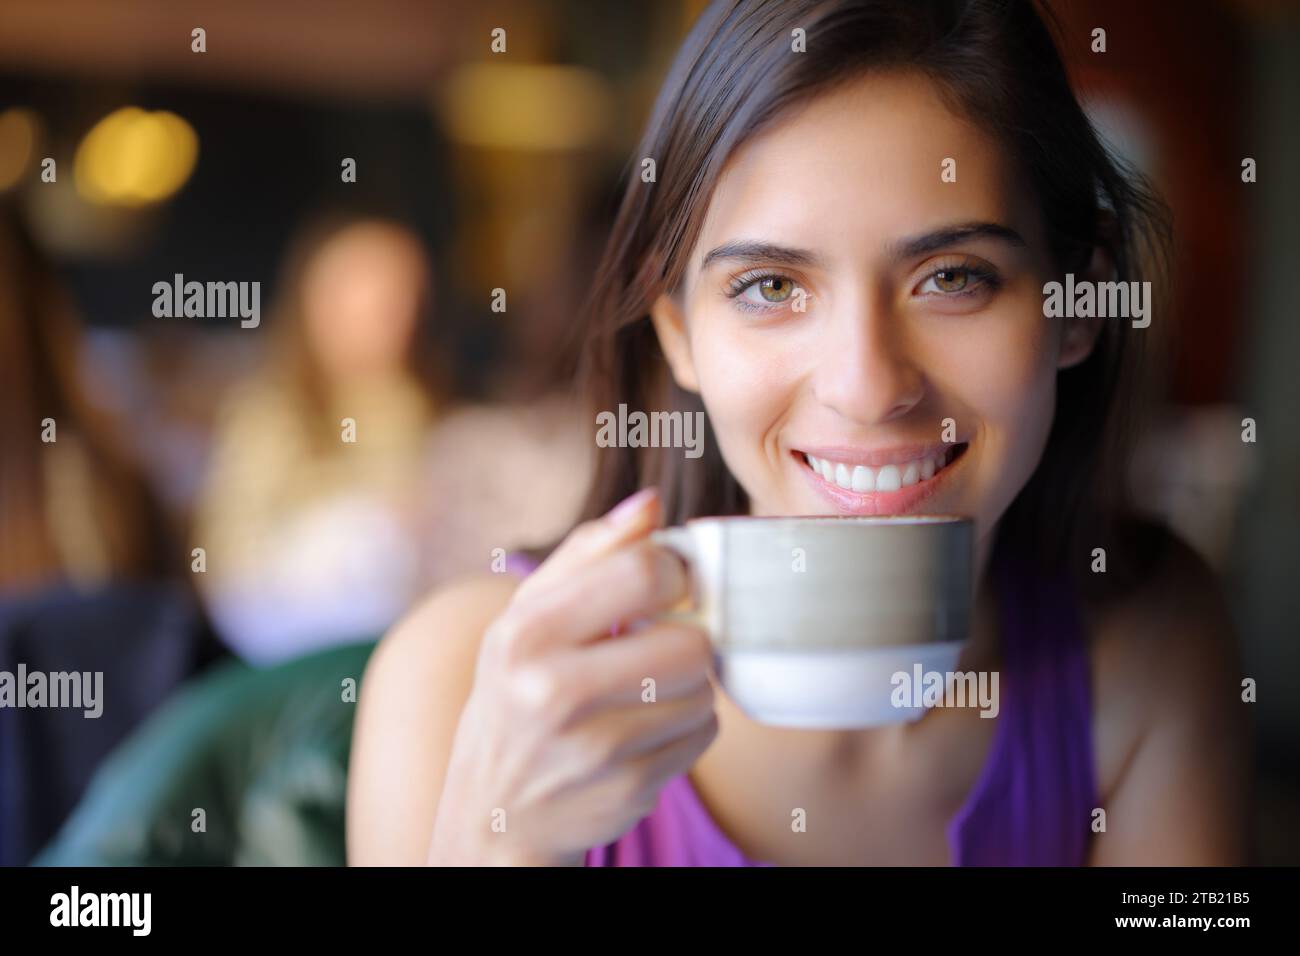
0, 201, 171, 590
348, 0, 1249, 865
193, 214, 442, 662
0, 200, 223, 864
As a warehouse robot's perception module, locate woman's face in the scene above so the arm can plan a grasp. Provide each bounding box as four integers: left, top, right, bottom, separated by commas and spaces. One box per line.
301, 222, 428, 381
653, 71, 1095, 565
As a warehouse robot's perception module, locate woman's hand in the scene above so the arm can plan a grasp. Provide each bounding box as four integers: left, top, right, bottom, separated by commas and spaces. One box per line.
427, 488, 718, 866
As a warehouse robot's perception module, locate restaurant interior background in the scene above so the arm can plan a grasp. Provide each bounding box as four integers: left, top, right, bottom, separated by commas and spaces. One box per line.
1, 0, 1297, 865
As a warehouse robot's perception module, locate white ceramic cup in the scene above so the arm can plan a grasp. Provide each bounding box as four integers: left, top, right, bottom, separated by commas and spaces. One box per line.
650, 515, 973, 729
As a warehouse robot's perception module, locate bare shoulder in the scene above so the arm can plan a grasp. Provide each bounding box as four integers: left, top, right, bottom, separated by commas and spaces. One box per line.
366, 571, 520, 687
1084, 518, 1251, 861
346, 573, 520, 865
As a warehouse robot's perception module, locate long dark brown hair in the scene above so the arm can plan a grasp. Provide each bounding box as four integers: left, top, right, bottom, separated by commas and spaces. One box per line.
571, 0, 1171, 600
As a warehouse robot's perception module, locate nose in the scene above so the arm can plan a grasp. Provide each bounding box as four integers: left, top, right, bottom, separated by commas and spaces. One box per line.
812, 293, 926, 426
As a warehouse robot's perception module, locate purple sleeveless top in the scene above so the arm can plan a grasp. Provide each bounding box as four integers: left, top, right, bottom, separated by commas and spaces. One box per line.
504, 546, 1098, 866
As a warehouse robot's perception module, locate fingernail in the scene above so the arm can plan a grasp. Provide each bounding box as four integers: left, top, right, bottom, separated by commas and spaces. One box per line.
607, 487, 656, 525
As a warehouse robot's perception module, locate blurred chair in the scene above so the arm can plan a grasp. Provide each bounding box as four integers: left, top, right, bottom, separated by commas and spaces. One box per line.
0, 583, 224, 865
34, 640, 373, 866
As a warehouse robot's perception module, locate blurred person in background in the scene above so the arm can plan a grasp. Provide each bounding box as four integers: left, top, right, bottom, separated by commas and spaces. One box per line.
0, 202, 171, 591
192, 213, 444, 663
417, 396, 593, 586
0, 199, 223, 864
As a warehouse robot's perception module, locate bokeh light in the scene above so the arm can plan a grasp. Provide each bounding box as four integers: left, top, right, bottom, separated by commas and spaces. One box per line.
73, 107, 199, 207
0, 107, 40, 191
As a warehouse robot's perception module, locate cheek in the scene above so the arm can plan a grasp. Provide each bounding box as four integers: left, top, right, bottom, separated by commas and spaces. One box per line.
935, 311, 1059, 507
687, 319, 795, 485
961, 327, 1054, 438
303, 301, 342, 358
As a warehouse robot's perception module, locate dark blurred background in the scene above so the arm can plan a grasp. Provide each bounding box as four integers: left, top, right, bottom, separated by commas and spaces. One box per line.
0, 0, 1296, 865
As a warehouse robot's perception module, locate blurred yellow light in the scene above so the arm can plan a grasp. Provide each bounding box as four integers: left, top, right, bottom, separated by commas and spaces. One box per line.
0, 108, 39, 191
74, 107, 198, 207
440, 64, 611, 151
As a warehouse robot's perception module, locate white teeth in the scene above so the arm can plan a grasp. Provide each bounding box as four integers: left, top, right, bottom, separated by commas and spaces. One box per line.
875, 464, 901, 492
804, 447, 958, 493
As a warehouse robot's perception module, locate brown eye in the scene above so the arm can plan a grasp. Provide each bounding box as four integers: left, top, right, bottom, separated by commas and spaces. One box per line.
933, 269, 969, 293
758, 276, 795, 302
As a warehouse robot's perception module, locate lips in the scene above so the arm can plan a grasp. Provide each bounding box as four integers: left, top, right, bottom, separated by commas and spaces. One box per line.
795, 442, 969, 515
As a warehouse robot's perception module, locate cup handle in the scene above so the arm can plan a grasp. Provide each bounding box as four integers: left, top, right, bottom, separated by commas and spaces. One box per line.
649, 527, 707, 629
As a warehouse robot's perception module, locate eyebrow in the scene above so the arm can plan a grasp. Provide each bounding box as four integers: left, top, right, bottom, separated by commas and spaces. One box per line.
698, 221, 1026, 273
699, 240, 823, 272
886, 221, 1026, 259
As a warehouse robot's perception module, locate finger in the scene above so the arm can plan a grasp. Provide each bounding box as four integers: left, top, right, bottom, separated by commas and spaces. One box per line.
523, 684, 715, 804
504, 539, 690, 655
554, 623, 714, 709
515, 488, 660, 602
623, 708, 720, 792
582, 681, 718, 763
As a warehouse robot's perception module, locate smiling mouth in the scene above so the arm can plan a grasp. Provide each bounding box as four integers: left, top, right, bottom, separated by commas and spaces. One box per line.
798, 442, 969, 494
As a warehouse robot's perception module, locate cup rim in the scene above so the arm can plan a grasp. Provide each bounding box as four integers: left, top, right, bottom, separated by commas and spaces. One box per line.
682, 513, 971, 527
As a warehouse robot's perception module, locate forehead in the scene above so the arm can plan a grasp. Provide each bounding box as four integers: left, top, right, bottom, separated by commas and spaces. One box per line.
691, 70, 1037, 271
309, 226, 424, 282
